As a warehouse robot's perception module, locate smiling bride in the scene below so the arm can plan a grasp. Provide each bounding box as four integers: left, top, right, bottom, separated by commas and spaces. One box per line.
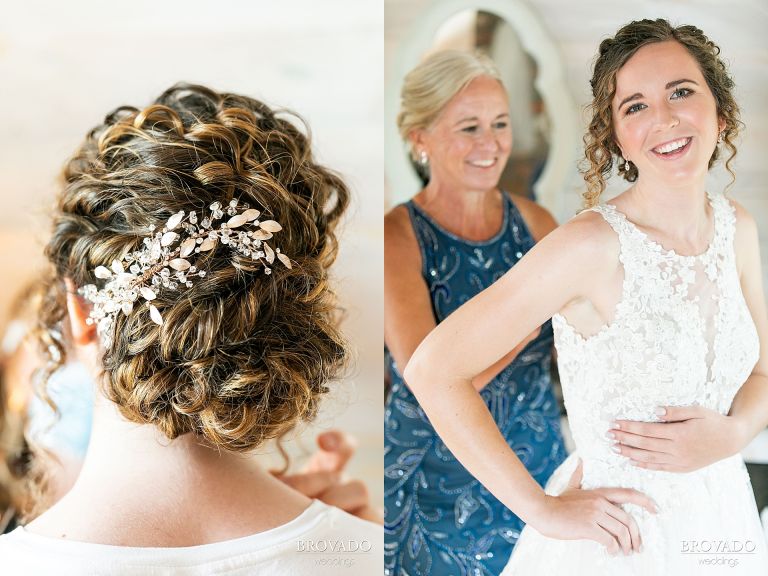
404, 19, 768, 575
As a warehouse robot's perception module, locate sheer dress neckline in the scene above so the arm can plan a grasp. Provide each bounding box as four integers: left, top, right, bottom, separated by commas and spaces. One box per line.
603, 190, 718, 262
554, 190, 724, 345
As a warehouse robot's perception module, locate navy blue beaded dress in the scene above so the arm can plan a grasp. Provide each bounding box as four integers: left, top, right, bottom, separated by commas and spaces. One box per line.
384, 194, 566, 576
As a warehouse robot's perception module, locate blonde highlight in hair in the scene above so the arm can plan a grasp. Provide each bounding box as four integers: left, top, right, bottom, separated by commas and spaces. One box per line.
397, 50, 503, 155
38, 84, 350, 455
582, 19, 742, 207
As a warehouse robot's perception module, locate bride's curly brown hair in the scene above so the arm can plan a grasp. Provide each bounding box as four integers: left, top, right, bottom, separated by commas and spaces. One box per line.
37, 84, 349, 453
582, 19, 741, 207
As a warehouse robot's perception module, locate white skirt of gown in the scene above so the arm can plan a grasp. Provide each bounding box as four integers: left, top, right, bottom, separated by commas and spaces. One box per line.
502, 453, 768, 575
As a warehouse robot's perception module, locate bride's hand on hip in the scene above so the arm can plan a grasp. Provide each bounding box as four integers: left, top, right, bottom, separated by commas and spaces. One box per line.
611, 405, 747, 472
533, 460, 658, 556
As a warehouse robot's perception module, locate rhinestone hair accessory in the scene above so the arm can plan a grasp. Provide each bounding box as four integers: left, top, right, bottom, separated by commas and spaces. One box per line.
79, 198, 292, 349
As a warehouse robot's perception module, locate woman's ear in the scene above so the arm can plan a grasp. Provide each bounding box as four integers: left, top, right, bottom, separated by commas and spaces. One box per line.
718, 116, 726, 135
64, 279, 97, 346
408, 129, 427, 159
613, 138, 626, 160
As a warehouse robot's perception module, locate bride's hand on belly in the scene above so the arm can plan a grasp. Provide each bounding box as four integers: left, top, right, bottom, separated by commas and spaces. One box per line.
532, 460, 659, 556
611, 405, 746, 473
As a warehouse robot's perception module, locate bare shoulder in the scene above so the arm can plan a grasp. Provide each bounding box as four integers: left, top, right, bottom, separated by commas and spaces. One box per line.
385, 204, 420, 266
385, 204, 414, 246
728, 198, 760, 275
729, 198, 759, 254
507, 193, 558, 241
729, 198, 758, 236
550, 207, 618, 254
531, 207, 621, 278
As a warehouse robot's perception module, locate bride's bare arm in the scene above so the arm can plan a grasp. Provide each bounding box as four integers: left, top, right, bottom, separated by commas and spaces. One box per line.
385, 200, 558, 392
404, 213, 657, 554
404, 217, 593, 515
727, 205, 768, 441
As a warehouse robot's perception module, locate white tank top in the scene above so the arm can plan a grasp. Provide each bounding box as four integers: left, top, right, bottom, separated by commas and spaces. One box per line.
0, 500, 382, 575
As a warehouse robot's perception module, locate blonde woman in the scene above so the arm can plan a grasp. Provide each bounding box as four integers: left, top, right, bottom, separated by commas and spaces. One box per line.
385, 51, 566, 574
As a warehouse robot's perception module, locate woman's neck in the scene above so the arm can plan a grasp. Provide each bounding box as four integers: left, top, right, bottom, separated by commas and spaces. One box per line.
25, 390, 311, 546
415, 180, 503, 241
614, 176, 712, 249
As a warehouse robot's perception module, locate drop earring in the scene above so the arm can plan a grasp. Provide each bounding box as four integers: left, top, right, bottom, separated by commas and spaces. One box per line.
418, 150, 428, 166
622, 157, 630, 171
718, 131, 724, 143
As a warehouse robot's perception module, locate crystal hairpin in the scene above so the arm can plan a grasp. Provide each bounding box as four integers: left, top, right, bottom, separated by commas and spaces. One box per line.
79, 199, 292, 349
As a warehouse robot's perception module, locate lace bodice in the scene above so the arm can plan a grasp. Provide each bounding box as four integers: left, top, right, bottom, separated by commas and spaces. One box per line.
554, 191, 759, 478
503, 191, 768, 575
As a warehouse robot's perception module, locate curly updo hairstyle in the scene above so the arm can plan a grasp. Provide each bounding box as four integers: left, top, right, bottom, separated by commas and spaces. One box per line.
38, 84, 349, 453
583, 19, 741, 207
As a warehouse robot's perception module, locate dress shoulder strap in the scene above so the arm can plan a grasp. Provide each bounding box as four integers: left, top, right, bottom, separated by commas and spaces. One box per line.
581, 204, 644, 245
402, 200, 436, 280
579, 203, 650, 282
707, 191, 737, 260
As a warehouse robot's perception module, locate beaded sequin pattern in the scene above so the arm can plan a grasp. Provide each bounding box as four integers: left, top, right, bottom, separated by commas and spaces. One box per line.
384, 194, 566, 576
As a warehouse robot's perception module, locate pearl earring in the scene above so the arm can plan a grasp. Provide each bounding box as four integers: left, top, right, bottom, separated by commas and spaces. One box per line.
418, 150, 428, 166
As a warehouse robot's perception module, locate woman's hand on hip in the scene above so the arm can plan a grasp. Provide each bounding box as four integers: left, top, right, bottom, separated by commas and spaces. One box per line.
533, 460, 658, 556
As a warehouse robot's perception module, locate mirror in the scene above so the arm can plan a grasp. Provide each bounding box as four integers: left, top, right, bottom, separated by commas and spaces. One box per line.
423, 10, 550, 201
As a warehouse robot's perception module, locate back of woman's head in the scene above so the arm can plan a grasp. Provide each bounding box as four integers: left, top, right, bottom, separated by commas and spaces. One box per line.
40, 84, 350, 452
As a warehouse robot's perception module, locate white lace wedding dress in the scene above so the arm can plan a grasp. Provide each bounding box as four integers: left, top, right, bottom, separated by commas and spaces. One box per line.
503, 191, 768, 575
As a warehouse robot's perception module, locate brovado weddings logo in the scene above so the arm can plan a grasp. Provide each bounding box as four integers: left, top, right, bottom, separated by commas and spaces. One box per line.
297, 539, 373, 553
681, 540, 757, 554
681, 539, 756, 569
296, 538, 374, 569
